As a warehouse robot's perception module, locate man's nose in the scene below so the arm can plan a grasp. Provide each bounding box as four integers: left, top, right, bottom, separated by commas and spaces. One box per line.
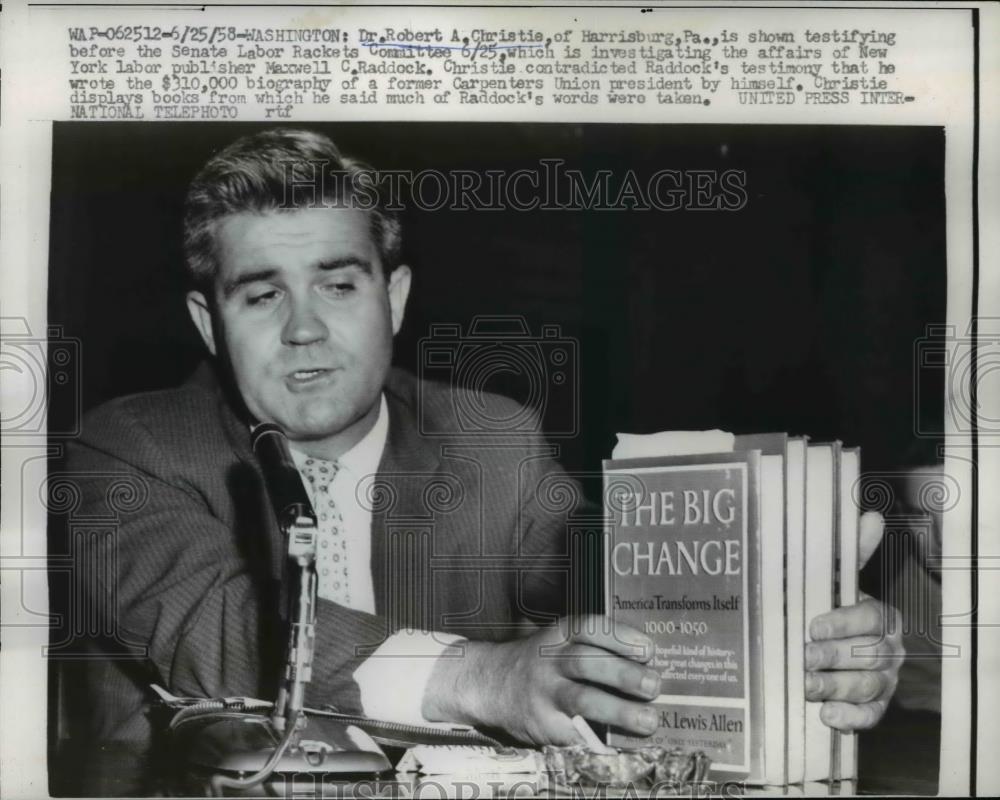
281, 295, 329, 346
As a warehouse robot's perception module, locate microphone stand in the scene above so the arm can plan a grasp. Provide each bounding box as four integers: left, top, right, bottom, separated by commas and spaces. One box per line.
271, 506, 319, 739
205, 432, 324, 794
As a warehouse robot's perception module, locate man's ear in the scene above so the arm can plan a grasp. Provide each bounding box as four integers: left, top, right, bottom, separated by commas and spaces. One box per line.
186, 290, 217, 357
387, 265, 412, 336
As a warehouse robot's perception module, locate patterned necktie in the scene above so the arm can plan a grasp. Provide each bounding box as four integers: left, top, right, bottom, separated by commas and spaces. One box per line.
299, 457, 351, 607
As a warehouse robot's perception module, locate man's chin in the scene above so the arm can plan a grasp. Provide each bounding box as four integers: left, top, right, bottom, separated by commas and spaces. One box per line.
246, 391, 380, 446
280, 415, 353, 442
276, 401, 370, 444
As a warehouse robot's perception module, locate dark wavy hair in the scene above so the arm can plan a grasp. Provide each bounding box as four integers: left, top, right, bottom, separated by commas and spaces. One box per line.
183, 128, 402, 288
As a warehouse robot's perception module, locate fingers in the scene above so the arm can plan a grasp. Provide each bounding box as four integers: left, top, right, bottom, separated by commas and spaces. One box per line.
555, 681, 660, 736
563, 615, 654, 663
809, 597, 890, 641
543, 715, 589, 748
560, 644, 661, 700
819, 700, 888, 731
805, 635, 901, 672
858, 510, 885, 568
805, 669, 896, 704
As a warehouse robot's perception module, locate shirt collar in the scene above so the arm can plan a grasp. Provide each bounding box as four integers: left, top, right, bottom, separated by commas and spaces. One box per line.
289, 394, 389, 478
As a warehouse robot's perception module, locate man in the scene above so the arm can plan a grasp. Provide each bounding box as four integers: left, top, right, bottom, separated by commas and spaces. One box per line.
64, 128, 902, 788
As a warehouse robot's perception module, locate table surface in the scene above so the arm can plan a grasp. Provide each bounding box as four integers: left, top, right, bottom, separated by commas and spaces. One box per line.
52, 707, 940, 797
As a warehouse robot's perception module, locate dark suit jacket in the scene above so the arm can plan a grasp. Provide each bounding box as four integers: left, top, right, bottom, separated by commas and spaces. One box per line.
57, 364, 586, 782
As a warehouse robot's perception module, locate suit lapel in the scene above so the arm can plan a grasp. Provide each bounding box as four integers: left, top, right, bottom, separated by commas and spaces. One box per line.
208, 367, 291, 616
370, 371, 442, 619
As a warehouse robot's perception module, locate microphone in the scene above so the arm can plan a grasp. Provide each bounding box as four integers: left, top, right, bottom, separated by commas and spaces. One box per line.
250, 423, 316, 531
249, 421, 318, 729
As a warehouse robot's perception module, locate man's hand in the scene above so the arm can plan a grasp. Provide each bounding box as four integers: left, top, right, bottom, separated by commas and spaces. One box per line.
805, 511, 904, 731
422, 616, 661, 746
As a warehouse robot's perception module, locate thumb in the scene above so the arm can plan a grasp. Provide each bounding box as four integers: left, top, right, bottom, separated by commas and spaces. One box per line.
858, 511, 885, 568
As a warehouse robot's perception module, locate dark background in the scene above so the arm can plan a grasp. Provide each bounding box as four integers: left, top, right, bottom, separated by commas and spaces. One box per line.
48, 122, 946, 475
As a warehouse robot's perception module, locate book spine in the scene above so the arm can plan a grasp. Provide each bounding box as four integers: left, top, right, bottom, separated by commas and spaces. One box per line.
803, 443, 839, 781
759, 454, 786, 785
837, 448, 861, 781
785, 438, 808, 784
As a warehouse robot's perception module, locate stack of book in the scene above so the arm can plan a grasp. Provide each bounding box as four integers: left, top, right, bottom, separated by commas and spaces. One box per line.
603, 431, 860, 786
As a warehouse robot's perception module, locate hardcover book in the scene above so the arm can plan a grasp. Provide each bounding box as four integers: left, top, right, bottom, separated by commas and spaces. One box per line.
836, 448, 861, 781
803, 443, 840, 782
785, 437, 809, 784
735, 433, 789, 785
604, 431, 861, 787
603, 450, 764, 782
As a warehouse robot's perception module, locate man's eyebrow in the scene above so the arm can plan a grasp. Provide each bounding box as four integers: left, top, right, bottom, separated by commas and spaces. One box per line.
221, 269, 277, 298
317, 257, 374, 275
220, 258, 374, 298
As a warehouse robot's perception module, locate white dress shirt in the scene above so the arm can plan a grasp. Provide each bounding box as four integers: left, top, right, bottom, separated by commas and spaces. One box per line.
289, 395, 466, 727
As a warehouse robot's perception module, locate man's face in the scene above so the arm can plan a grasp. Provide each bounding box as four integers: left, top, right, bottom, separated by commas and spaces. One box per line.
187, 207, 410, 455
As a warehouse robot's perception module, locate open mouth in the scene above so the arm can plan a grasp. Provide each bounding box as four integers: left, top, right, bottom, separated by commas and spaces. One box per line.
286, 368, 336, 388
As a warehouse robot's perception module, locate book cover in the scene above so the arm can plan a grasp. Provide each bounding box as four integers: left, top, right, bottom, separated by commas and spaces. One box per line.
603, 451, 764, 782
